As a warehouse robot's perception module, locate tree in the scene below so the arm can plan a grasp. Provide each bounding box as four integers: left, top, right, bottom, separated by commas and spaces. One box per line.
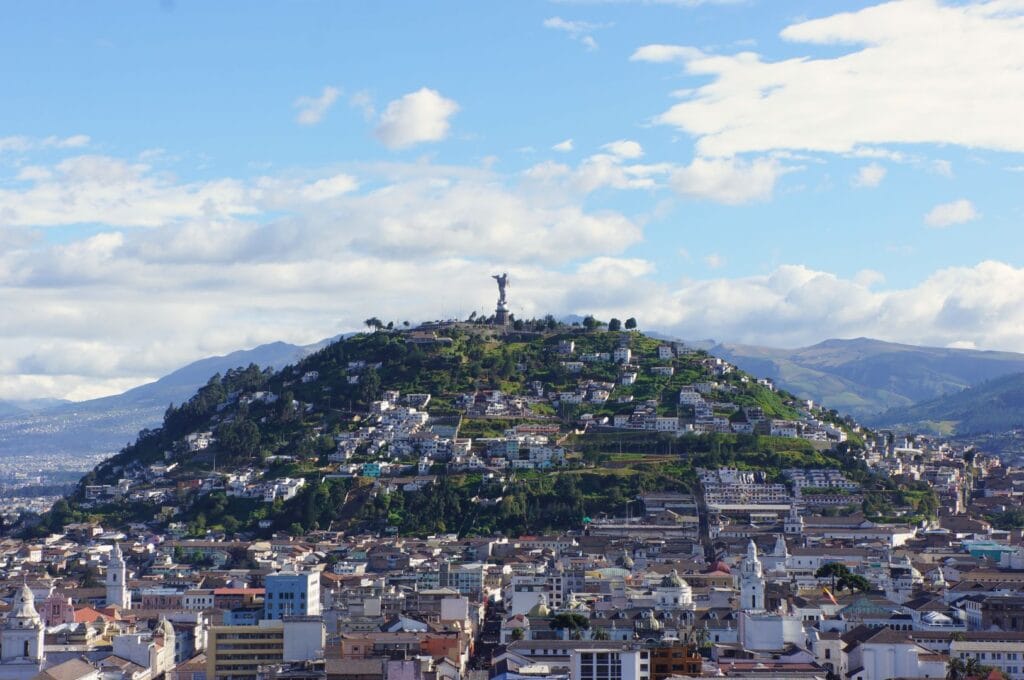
624, 317, 637, 330
948, 658, 966, 680
510, 627, 525, 642
816, 562, 849, 587
551, 612, 589, 638
608, 318, 622, 332
582, 315, 599, 330
364, 317, 384, 332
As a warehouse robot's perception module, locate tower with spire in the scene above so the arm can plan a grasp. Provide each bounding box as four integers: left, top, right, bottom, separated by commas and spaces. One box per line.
784, 504, 804, 536
739, 540, 765, 611
0, 583, 45, 676
106, 543, 130, 610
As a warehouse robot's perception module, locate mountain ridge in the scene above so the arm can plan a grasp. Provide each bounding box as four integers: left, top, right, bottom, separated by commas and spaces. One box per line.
0, 339, 328, 458
709, 337, 1024, 421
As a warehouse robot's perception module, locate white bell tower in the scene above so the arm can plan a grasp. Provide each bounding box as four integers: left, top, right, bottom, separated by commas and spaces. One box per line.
106, 543, 130, 610
0, 584, 45, 668
739, 540, 765, 611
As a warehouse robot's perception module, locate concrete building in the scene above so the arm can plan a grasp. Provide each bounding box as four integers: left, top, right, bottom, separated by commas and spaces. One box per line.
207, 620, 285, 680
571, 645, 649, 680
264, 568, 321, 620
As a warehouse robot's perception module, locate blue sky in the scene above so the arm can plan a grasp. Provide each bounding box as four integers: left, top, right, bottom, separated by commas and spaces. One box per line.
2, 0, 1024, 400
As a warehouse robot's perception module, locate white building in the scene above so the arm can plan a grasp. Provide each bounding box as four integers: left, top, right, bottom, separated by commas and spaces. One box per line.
0, 585, 45, 680
106, 543, 130, 610
739, 540, 765, 612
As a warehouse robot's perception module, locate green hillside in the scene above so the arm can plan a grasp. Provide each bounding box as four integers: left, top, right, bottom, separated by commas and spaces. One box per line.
713, 337, 1024, 421
873, 371, 1024, 435
33, 321, 873, 539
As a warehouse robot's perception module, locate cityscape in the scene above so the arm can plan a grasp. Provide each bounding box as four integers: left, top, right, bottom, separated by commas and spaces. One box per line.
4, 4, 1024, 680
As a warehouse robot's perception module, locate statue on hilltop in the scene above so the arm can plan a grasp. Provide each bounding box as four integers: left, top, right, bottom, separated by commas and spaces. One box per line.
492, 273, 510, 325
492, 273, 509, 306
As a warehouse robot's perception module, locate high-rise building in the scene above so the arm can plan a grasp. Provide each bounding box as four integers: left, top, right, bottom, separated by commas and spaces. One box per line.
207, 620, 284, 680
264, 568, 320, 620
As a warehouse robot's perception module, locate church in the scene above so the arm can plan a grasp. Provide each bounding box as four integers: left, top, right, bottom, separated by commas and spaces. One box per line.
0, 585, 45, 680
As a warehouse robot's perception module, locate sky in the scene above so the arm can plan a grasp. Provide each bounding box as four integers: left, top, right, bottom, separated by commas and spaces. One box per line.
2, 0, 1024, 401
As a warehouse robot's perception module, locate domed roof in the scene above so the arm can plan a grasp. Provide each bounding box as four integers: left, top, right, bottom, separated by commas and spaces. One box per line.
660, 569, 686, 588
527, 596, 550, 618
708, 560, 731, 574
635, 610, 662, 630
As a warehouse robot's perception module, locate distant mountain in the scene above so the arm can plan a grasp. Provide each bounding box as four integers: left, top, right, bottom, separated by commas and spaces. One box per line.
872, 372, 1024, 435
0, 340, 324, 458
0, 398, 72, 418
710, 337, 1024, 420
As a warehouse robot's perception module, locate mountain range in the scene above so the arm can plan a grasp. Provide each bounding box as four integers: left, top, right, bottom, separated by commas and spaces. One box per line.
6, 333, 1024, 459
701, 336, 1024, 419
0, 340, 324, 458
870, 372, 1024, 435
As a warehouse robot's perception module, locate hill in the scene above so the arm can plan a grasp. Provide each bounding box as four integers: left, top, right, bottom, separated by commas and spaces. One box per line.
873, 371, 1024, 435
710, 337, 1024, 420
0, 340, 318, 458
34, 321, 875, 540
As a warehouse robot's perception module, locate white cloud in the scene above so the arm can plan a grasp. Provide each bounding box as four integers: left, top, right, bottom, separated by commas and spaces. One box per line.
543, 16, 606, 49
639, 1, 1024, 156
602, 139, 644, 158
294, 86, 341, 125
931, 159, 953, 177
924, 198, 980, 228
630, 44, 705, 63
553, 138, 574, 152
704, 253, 725, 268
349, 90, 375, 120
299, 173, 359, 201
0, 134, 90, 153
0, 155, 255, 228
374, 88, 460, 149
669, 156, 787, 204
853, 162, 887, 188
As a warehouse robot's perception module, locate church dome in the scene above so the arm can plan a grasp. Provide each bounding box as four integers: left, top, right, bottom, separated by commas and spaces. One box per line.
708, 561, 731, 574
527, 598, 551, 618
635, 610, 662, 631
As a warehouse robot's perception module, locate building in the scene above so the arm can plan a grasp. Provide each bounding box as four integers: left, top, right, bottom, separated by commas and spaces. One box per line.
649, 644, 702, 679
738, 540, 765, 612
264, 568, 321, 620
571, 645, 649, 680
106, 542, 130, 610
207, 620, 284, 680
0, 584, 45, 680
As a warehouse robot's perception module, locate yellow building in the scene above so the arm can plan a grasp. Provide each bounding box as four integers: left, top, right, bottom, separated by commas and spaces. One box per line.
206, 620, 284, 680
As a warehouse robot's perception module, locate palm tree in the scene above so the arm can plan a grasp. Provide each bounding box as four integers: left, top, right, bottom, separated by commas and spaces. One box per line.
947, 657, 966, 680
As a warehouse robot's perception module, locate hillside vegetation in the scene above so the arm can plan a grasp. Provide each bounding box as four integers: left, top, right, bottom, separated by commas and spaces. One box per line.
35, 321, 879, 539
713, 337, 1024, 421
874, 371, 1024, 435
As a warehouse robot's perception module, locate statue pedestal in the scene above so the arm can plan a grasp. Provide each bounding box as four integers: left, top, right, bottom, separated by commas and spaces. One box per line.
494, 302, 509, 326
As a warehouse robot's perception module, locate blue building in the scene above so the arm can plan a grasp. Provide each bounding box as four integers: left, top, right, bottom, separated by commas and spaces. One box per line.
263, 568, 321, 620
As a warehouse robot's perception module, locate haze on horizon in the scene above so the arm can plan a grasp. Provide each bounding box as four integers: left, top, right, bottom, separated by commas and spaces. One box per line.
3, 0, 1024, 402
